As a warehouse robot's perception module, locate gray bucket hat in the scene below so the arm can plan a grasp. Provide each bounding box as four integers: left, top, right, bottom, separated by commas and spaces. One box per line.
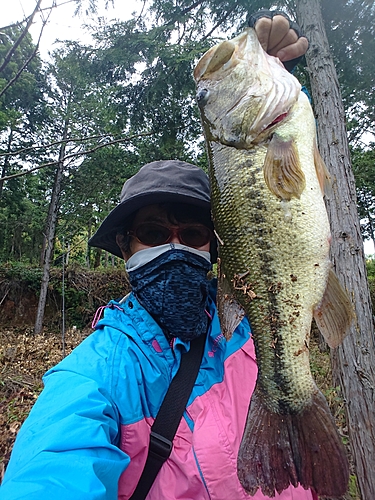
88, 160, 217, 260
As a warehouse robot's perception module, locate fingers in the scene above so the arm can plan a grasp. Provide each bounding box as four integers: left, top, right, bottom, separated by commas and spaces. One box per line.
250, 10, 309, 66
268, 27, 298, 56
268, 15, 291, 52
254, 15, 295, 55
276, 37, 309, 62
254, 17, 272, 51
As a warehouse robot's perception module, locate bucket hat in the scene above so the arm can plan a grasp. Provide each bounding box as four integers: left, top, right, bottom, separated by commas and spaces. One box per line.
88, 160, 217, 260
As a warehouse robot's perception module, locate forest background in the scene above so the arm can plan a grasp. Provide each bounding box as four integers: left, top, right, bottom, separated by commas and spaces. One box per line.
1, 0, 375, 280
1, 0, 375, 499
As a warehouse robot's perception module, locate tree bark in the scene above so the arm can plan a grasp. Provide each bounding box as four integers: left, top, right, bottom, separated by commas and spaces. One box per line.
0, 129, 14, 198
66, 241, 70, 266
296, 1, 375, 499
86, 215, 92, 268
34, 124, 68, 334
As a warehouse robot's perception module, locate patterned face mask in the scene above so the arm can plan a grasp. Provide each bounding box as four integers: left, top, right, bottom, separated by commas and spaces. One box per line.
127, 245, 212, 342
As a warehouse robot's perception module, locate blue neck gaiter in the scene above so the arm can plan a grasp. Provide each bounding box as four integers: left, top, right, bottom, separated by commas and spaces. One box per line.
127, 246, 212, 342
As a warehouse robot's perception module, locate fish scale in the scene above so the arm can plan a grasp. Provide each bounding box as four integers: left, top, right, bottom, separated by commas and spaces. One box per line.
194, 27, 353, 497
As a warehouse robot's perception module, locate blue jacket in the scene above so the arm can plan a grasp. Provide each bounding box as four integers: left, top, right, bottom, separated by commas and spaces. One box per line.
1, 292, 315, 500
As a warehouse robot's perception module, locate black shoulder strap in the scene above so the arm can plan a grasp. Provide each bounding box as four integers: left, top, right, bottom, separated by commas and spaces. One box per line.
129, 332, 206, 500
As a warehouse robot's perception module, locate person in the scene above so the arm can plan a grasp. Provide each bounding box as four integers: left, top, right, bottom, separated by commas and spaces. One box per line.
0, 12, 315, 500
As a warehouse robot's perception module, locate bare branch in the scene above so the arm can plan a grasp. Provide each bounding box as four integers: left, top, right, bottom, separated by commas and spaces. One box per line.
0, 0, 43, 74
135, 0, 149, 24
200, 8, 236, 43
0, 131, 155, 182
0, 9, 52, 99
0, 0, 76, 31
0, 132, 127, 158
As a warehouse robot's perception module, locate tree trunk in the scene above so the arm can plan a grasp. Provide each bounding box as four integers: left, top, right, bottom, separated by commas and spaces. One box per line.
34, 125, 68, 334
296, 1, 375, 499
93, 248, 102, 268
86, 216, 92, 268
0, 129, 14, 198
66, 241, 70, 266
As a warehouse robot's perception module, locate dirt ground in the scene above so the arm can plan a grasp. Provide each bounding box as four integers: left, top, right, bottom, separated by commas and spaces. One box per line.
0, 327, 358, 499
0, 327, 90, 481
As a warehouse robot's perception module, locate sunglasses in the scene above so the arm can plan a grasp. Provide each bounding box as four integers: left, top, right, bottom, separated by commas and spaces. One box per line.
128, 222, 214, 248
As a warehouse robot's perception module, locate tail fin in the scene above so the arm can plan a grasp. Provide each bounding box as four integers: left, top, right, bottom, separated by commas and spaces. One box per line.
237, 389, 349, 497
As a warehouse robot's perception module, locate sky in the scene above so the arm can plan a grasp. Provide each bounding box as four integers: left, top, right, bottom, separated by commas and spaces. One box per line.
364, 238, 374, 256
2, 0, 141, 59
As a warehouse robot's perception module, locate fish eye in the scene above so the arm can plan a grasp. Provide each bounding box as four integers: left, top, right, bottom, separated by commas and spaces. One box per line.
196, 88, 209, 105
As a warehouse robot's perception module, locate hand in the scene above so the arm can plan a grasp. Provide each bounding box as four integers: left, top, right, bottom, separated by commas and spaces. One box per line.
248, 10, 308, 71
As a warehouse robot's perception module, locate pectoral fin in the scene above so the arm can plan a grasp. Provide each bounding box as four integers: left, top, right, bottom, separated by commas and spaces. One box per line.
263, 134, 306, 201
313, 269, 355, 348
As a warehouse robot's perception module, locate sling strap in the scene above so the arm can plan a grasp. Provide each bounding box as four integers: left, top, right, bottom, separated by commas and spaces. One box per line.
129, 331, 206, 500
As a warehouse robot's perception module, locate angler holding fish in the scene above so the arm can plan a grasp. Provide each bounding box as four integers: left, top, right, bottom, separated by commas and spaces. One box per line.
2, 11, 336, 500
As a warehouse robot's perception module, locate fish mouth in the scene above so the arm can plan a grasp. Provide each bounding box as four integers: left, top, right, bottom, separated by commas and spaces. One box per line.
265, 112, 289, 130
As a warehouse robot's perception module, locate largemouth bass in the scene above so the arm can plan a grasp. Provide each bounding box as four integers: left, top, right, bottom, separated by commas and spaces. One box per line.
194, 28, 354, 498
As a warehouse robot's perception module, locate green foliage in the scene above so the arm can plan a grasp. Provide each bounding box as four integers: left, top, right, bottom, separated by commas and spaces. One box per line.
351, 145, 375, 242
0, 26, 48, 131
321, 0, 375, 144
366, 257, 375, 279
0, 262, 42, 292
348, 474, 361, 500
0, 26, 50, 264
0, 171, 48, 263
366, 257, 375, 312
0, 3, 288, 267
1, 0, 374, 272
